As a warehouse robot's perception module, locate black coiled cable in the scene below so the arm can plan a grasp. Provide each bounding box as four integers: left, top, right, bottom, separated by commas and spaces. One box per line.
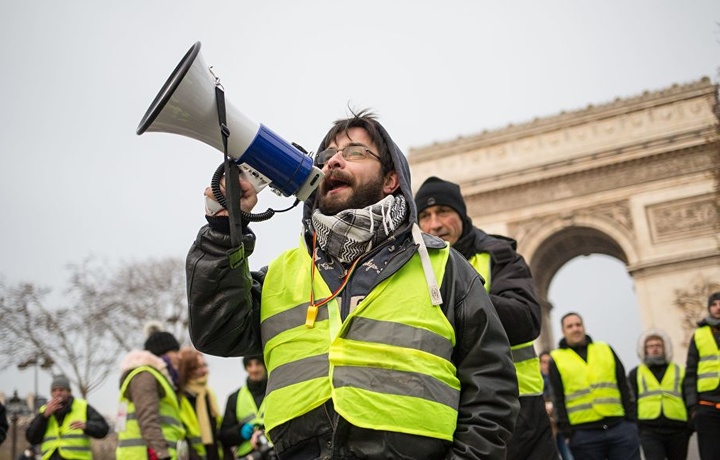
210, 162, 299, 223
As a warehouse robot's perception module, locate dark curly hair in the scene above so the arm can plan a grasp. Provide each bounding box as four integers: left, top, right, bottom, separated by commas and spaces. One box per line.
320, 108, 393, 175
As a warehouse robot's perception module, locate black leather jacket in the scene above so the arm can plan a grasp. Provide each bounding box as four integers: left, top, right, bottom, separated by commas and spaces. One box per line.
186, 119, 518, 459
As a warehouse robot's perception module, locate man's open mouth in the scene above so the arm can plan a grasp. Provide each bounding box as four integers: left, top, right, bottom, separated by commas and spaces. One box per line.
325, 177, 350, 191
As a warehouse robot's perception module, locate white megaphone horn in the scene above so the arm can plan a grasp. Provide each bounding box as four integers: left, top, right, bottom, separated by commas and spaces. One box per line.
136, 41, 323, 202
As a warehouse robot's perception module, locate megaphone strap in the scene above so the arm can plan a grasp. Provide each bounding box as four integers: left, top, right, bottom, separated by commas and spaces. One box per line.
213, 84, 244, 248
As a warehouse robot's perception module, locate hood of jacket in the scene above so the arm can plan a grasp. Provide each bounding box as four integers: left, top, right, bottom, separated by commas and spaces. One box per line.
636, 328, 673, 362
453, 226, 519, 262
119, 349, 171, 382
301, 119, 415, 236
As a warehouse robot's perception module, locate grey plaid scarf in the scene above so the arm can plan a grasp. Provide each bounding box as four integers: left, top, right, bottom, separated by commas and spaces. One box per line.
311, 195, 408, 264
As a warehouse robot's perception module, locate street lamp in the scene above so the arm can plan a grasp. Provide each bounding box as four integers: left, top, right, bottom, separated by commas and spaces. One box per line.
17, 353, 54, 411
6, 390, 31, 460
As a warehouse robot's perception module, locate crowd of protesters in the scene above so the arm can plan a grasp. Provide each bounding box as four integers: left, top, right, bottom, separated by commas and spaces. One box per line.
2, 291, 718, 460
1, 144, 717, 460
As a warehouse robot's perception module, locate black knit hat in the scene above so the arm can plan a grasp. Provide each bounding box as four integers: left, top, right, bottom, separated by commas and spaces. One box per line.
243, 354, 264, 368
414, 176, 468, 218
708, 292, 720, 309
144, 330, 180, 357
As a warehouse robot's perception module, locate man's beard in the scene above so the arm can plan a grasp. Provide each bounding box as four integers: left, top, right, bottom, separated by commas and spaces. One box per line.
316, 171, 386, 215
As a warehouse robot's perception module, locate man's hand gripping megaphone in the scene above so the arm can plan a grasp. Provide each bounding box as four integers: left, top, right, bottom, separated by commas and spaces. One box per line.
204, 164, 264, 217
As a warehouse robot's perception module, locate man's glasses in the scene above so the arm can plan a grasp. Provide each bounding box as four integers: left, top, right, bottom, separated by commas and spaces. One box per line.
316, 146, 382, 167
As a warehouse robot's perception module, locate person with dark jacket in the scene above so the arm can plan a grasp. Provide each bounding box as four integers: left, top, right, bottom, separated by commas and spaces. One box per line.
628, 329, 691, 460
549, 312, 640, 460
25, 375, 109, 459
0, 401, 7, 446
187, 110, 519, 459
415, 176, 557, 460
218, 355, 267, 458
683, 291, 720, 460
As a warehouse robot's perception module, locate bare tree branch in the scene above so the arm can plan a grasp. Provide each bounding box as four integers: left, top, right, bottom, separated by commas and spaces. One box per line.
0, 256, 189, 398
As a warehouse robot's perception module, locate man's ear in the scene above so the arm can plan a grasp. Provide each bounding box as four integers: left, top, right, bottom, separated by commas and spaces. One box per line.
383, 171, 400, 194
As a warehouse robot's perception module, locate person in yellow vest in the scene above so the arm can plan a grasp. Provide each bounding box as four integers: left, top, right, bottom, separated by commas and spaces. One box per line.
684, 291, 720, 460
187, 110, 520, 459
628, 329, 691, 460
178, 347, 228, 460
25, 375, 109, 460
218, 355, 268, 458
549, 312, 640, 460
415, 176, 558, 460
116, 325, 187, 460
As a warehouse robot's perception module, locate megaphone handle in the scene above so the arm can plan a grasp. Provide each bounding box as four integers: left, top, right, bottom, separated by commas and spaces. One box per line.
224, 158, 245, 247
209, 162, 284, 223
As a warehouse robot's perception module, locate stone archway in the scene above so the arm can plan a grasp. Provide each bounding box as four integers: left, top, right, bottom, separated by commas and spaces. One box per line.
408, 78, 720, 358
524, 224, 630, 347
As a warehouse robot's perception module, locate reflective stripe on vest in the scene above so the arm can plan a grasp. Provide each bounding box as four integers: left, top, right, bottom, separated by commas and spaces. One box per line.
694, 326, 720, 393
551, 342, 624, 425
234, 385, 266, 456
637, 363, 687, 421
261, 244, 459, 441
40, 399, 91, 460
179, 396, 206, 459
115, 366, 186, 460
468, 252, 543, 396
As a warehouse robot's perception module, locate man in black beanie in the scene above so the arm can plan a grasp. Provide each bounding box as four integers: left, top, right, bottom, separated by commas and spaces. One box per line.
116, 326, 187, 460
219, 354, 268, 458
415, 176, 558, 460
684, 291, 720, 459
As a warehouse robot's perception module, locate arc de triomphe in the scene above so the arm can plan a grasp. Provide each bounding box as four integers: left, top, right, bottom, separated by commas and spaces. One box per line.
408, 78, 720, 358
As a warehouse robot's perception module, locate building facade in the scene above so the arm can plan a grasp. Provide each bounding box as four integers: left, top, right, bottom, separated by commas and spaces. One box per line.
409, 78, 720, 357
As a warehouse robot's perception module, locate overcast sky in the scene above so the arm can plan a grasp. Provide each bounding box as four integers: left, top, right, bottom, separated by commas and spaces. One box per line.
1, 1, 718, 415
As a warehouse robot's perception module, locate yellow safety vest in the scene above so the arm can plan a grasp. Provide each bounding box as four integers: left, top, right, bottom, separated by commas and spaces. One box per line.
234, 385, 266, 456
636, 363, 687, 421
179, 396, 206, 459
261, 243, 459, 441
39, 398, 91, 460
468, 252, 543, 396
551, 342, 625, 425
115, 366, 186, 460
694, 325, 720, 393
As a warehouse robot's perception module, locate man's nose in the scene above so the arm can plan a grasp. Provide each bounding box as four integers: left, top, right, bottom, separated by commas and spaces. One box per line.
323, 151, 344, 170
427, 214, 443, 229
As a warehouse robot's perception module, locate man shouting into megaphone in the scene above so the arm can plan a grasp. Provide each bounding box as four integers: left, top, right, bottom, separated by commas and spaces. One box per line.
186, 109, 520, 460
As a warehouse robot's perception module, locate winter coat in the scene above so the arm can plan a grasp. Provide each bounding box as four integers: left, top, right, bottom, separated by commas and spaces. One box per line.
187, 119, 519, 459
453, 227, 541, 346
117, 350, 179, 459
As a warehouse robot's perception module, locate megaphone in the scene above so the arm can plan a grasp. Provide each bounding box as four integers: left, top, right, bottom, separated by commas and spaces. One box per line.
137, 41, 323, 202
